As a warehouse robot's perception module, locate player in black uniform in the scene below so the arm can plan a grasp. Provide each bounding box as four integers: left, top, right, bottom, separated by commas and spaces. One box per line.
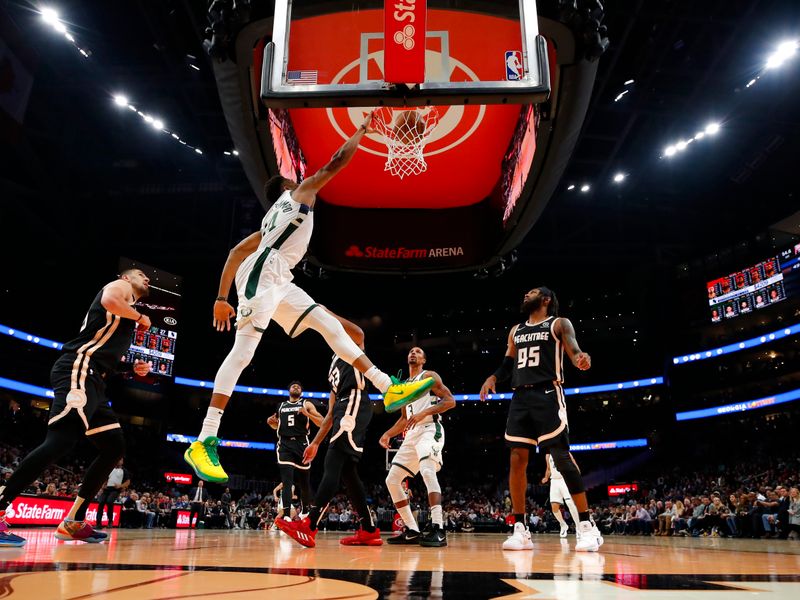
277, 317, 382, 547
267, 381, 323, 520
480, 286, 603, 552
0, 269, 152, 547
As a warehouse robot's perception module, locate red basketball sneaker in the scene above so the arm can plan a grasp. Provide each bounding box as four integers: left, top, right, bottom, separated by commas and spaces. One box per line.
275, 517, 316, 548
55, 519, 108, 543
340, 528, 383, 546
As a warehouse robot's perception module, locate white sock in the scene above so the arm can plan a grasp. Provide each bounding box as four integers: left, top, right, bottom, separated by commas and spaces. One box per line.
431, 505, 443, 527
553, 508, 567, 527
364, 366, 392, 394
397, 505, 419, 532
199, 407, 224, 441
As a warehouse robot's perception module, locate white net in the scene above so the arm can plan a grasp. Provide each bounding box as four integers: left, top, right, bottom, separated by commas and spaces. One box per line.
372, 107, 440, 179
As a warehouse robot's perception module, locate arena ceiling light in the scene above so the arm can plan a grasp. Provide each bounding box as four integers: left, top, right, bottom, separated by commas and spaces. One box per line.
580, 184, 591, 192
613, 172, 626, 183
765, 39, 799, 70
111, 93, 203, 155
39, 7, 91, 58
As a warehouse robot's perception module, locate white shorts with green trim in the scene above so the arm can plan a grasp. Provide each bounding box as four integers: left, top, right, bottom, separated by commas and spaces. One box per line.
391, 422, 445, 475
234, 254, 318, 337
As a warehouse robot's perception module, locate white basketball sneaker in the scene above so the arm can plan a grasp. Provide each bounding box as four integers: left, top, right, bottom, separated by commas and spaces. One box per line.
559, 523, 569, 538
502, 522, 533, 551
575, 521, 604, 552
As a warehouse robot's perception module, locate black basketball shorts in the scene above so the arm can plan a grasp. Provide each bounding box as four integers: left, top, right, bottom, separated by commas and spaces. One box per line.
48, 354, 120, 435
277, 437, 310, 470
504, 384, 569, 449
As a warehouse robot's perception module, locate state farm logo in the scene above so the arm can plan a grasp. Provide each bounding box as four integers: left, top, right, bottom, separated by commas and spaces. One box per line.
5, 502, 14, 518
344, 245, 365, 258
394, 24, 415, 50
344, 245, 464, 260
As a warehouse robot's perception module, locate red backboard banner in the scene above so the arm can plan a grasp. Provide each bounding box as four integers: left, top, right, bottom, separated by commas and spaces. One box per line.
384, 0, 427, 83
176, 510, 192, 528
607, 484, 639, 497
4, 495, 121, 526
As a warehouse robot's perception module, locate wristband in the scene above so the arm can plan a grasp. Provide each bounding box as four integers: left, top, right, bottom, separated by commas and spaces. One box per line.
216, 296, 227, 301
492, 356, 514, 383
135, 313, 143, 323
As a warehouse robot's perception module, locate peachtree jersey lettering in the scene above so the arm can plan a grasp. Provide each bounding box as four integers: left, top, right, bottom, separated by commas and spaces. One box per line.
404, 371, 440, 425
511, 316, 564, 388
62, 288, 136, 374
256, 190, 313, 269
278, 400, 310, 438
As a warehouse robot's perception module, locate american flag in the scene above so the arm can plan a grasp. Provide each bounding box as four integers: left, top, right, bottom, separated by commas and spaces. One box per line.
287, 70, 318, 85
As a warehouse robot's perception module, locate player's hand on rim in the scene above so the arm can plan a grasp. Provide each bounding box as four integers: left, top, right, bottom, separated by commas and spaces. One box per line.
361, 110, 377, 134
213, 300, 236, 332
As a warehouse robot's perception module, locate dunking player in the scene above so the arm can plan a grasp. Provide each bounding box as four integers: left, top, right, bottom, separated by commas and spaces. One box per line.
380, 347, 455, 547
0, 270, 152, 547
267, 381, 323, 519
278, 317, 382, 547
480, 287, 603, 552
543, 450, 581, 538
184, 112, 433, 483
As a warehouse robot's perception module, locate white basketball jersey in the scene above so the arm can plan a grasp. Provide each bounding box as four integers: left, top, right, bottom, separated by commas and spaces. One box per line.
254, 190, 314, 269
548, 454, 564, 480
405, 371, 439, 426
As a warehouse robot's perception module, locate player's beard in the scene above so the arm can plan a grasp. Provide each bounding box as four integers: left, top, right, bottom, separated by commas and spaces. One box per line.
289, 391, 301, 400
521, 296, 543, 314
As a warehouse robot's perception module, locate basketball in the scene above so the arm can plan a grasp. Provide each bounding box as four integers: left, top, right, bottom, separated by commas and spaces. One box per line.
396, 110, 426, 137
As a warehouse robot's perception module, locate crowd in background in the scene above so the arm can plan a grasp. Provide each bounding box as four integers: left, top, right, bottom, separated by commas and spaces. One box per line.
4, 437, 798, 539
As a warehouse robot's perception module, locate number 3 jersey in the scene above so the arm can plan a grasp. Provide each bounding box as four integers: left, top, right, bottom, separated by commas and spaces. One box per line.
511, 316, 565, 388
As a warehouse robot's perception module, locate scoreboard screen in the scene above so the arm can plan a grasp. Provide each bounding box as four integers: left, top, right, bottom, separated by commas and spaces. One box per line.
119, 258, 182, 377
707, 242, 800, 323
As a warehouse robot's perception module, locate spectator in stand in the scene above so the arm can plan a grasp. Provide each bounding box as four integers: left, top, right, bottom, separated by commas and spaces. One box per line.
787, 488, 800, 540
137, 492, 156, 528
221, 487, 232, 529
688, 497, 710, 536
776, 486, 791, 540
43, 483, 57, 496
655, 501, 675, 536
758, 490, 781, 538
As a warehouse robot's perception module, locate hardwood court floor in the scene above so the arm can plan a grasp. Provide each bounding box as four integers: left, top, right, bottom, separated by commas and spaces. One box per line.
2, 528, 800, 598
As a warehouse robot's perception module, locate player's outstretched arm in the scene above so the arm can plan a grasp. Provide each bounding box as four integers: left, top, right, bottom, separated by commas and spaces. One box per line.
102, 280, 149, 326
292, 111, 375, 207
213, 231, 262, 332
406, 371, 456, 428
304, 393, 336, 464
555, 318, 591, 370
480, 325, 518, 400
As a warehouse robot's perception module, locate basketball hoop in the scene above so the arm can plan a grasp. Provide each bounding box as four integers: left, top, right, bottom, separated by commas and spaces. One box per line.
372, 107, 439, 179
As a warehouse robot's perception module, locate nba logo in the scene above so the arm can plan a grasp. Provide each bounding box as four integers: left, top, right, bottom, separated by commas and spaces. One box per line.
505, 50, 523, 81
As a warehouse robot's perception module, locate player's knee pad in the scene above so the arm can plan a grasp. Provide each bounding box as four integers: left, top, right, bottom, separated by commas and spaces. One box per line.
385, 466, 407, 504
213, 332, 261, 395
549, 447, 585, 494
419, 459, 441, 494
302, 308, 363, 364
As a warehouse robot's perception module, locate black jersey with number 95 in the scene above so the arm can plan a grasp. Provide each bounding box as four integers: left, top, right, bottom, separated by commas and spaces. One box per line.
511, 316, 565, 388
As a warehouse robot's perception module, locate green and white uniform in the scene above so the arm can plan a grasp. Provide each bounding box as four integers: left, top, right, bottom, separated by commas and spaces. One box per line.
391, 371, 446, 474
234, 190, 318, 336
